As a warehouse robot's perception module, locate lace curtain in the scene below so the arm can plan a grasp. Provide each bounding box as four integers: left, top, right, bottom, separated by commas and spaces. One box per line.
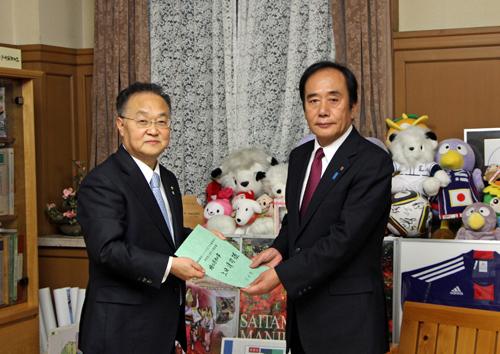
150, 0, 334, 197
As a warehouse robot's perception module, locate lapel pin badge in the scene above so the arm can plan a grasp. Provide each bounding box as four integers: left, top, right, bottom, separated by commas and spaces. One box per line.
332, 166, 344, 181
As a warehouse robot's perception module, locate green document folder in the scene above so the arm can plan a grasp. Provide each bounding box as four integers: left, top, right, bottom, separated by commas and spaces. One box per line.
175, 225, 267, 288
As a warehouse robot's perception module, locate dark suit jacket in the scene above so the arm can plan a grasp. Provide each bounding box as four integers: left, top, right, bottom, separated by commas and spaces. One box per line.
77, 146, 188, 354
273, 127, 393, 354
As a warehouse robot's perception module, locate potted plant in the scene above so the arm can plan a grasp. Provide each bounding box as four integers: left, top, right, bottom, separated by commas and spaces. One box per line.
45, 160, 86, 236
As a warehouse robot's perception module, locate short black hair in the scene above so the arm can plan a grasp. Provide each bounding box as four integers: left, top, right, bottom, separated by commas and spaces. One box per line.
299, 61, 358, 110
116, 82, 171, 116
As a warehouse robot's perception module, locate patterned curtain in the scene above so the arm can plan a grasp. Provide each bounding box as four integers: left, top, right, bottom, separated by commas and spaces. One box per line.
150, 0, 334, 197
331, 0, 393, 140
89, 0, 151, 168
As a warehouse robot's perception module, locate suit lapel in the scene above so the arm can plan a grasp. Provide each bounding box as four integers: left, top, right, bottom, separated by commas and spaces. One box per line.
298, 128, 360, 234
290, 142, 314, 227
114, 147, 175, 249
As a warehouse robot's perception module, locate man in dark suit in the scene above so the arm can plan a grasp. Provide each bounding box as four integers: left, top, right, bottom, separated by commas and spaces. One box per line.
77, 82, 205, 354
245, 61, 393, 353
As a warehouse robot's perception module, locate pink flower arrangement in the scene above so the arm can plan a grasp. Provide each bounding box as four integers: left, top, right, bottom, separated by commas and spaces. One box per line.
63, 187, 76, 199
45, 161, 86, 226
46, 187, 78, 225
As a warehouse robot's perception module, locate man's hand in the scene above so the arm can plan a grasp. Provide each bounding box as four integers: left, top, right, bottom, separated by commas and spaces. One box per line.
250, 247, 282, 268
243, 268, 281, 295
171, 257, 205, 281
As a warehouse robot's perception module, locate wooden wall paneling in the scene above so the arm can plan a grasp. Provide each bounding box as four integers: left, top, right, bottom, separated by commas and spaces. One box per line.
393, 27, 500, 141
26, 63, 76, 236
38, 247, 89, 289
75, 49, 93, 164
83, 74, 92, 160
20, 45, 93, 236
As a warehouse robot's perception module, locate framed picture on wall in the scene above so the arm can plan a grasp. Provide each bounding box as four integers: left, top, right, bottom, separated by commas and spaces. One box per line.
463, 128, 500, 167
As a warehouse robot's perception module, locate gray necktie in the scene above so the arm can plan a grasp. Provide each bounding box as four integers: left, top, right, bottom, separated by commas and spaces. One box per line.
150, 172, 174, 244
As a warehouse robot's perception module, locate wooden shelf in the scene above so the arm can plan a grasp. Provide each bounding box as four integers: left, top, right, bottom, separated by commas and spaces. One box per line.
0, 137, 15, 146
0, 67, 42, 354
0, 214, 17, 223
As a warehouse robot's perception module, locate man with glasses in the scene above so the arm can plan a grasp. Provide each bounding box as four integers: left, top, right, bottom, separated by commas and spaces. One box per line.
77, 82, 203, 354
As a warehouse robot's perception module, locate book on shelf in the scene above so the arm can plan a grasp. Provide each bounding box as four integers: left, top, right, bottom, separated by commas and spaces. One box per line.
0, 147, 14, 215
16, 233, 25, 302
0, 238, 4, 305
0, 229, 18, 305
0, 234, 10, 305
8, 231, 17, 303
0, 87, 6, 138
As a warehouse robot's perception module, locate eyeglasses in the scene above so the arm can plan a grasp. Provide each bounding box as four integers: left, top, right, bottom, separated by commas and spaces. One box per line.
119, 115, 171, 129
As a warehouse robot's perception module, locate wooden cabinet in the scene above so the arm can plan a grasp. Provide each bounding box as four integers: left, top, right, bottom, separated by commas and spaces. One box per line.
0, 67, 41, 354
393, 27, 500, 141
38, 237, 89, 290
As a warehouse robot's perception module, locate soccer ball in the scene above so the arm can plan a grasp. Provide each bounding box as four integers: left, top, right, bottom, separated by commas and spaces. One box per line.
387, 191, 431, 237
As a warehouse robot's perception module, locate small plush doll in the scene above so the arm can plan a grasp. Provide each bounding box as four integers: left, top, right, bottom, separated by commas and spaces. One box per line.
432, 139, 484, 238
233, 198, 261, 234
203, 188, 233, 220
256, 194, 274, 217
233, 198, 273, 235
262, 163, 288, 199
483, 183, 500, 227
388, 126, 450, 197
203, 198, 232, 220
455, 203, 500, 240
385, 113, 429, 147
203, 188, 236, 234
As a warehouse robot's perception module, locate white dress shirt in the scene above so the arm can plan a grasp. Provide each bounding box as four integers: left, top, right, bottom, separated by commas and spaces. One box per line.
129, 154, 174, 283
299, 125, 353, 207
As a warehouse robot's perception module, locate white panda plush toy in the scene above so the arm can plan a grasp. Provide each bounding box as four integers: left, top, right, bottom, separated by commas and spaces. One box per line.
388, 126, 450, 197
262, 163, 288, 199
233, 164, 267, 199
210, 147, 278, 190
